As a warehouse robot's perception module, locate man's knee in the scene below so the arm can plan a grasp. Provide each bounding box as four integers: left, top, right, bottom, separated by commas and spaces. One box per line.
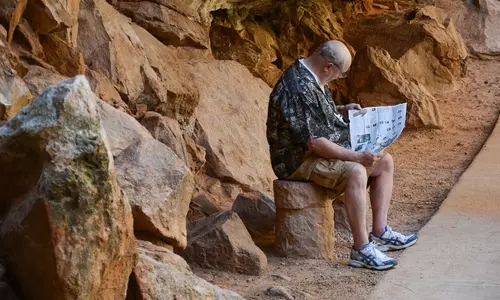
380, 153, 394, 173
348, 163, 368, 188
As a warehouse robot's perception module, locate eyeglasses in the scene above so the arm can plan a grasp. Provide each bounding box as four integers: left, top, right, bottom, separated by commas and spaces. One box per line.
332, 62, 348, 79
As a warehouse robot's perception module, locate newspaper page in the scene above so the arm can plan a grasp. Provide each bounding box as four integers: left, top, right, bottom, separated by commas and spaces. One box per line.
348, 103, 407, 153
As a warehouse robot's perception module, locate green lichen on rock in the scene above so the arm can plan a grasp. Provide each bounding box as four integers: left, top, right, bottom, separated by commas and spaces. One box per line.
0, 76, 136, 300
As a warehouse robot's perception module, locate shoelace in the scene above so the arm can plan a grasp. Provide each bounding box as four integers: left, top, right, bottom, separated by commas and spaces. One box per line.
365, 242, 388, 261
385, 227, 408, 242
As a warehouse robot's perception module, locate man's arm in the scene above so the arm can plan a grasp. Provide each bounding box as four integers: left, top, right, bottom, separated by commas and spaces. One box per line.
307, 137, 381, 167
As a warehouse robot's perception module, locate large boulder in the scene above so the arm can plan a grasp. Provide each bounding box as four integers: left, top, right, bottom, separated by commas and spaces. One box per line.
78, 0, 199, 120
437, 0, 499, 56
77, 0, 155, 105
115, 139, 194, 249
140, 111, 188, 164
481, 0, 500, 53
128, 241, 244, 300
181, 211, 268, 275
347, 47, 442, 129
96, 100, 153, 157
22, 65, 67, 97
39, 34, 86, 77
231, 191, 276, 245
85, 68, 129, 112
192, 60, 275, 194
131, 23, 199, 123
23, 0, 78, 35
115, 1, 209, 49
15, 18, 44, 57
210, 19, 283, 86
0, 60, 32, 121
345, 6, 468, 95
0, 76, 136, 300
0, 0, 27, 43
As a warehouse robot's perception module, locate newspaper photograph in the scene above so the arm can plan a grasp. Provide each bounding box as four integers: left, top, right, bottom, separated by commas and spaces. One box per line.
348, 103, 407, 153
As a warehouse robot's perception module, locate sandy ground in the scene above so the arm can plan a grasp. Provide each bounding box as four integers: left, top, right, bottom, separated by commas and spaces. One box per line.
192, 2, 500, 299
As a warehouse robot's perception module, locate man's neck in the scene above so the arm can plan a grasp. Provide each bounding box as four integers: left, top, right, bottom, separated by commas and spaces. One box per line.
303, 57, 326, 86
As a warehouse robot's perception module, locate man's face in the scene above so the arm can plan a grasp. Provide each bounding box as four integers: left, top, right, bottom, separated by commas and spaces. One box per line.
323, 60, 349, 83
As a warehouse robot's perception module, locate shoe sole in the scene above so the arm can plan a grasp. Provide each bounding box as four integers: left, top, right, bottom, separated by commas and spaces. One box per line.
348, 260, 396, 271
377, 237, 418, 252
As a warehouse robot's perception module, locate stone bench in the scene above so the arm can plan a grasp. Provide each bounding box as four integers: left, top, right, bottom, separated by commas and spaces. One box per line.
273, 180, 335, 260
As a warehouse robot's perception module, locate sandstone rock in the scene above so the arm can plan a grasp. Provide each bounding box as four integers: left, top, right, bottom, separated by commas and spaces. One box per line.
86, 68, 129, 112
274, 181, 335, 260
115, 139, 194, 249
128, 241, 245, 300
40, 34, 86, 77
140, 111, 188, 164
0, 61, 32, 120
0, 0, 27, 43
0, 76, 136, 300
78, 0, 150, 104
22, 65, 67, 96
207, 0, 373, 88
266, 286, 294, 300
192, 60, 275, 194
78, 0, 199, 121
231, 191, 276, 243
159, 0, 205, 20
0, 24, 6, 41
481, 0, 500, 53
347, 47, 442, 128
210, 20, 282, 86
344, 6, 467, 95
131, 23, 199, 123
96, 100, 152, 157
24, 0, 75, 34
191, 193, 222, 216
185, 134, 207, 172
15, 18, 44, 57
116, 1, 209, 49
181, 211, 267, 275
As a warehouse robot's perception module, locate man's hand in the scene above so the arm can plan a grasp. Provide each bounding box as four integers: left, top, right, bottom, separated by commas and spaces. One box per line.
339, 103, 362, 119
356, 152, 382, 167
344, 103, 362, 111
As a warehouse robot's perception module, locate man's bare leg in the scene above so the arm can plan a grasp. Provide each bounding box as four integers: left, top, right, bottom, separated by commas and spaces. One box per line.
368, 154, 394, 237
345, 164, 369, 250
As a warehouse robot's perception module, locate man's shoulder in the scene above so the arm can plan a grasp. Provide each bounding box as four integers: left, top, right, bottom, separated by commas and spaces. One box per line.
272, 65, 316, 100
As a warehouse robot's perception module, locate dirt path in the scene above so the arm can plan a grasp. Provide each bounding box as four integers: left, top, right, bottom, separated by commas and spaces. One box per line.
192, 1, 500, 297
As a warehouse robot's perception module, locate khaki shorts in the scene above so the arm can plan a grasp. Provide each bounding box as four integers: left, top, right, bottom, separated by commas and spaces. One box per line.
287, 151, 384, 200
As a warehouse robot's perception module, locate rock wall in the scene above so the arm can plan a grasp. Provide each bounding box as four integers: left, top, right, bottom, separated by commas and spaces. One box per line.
0, 0, 484, 298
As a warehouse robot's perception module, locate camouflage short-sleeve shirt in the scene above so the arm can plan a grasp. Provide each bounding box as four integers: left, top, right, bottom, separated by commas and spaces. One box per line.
266, 58, 351, 179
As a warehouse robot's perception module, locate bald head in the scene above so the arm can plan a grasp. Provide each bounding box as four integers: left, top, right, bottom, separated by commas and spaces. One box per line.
314, 40, 352, 73
303, 40, 352, 85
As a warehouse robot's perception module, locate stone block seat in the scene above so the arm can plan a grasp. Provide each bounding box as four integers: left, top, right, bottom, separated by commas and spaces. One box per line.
273, 180, 335, 260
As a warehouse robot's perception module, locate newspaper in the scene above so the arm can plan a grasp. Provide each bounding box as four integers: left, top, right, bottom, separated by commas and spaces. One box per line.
348, 103, 407, 153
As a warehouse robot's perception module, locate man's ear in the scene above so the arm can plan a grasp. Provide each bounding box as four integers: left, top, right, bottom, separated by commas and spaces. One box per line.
324, 62, 334, 73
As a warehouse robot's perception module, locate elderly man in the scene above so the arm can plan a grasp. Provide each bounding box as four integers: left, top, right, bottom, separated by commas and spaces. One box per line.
266, 40, 417, 270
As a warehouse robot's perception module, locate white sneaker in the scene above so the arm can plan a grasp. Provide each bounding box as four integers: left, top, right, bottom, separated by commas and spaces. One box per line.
349, 242, 397, 271
370, 225, 418, 252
